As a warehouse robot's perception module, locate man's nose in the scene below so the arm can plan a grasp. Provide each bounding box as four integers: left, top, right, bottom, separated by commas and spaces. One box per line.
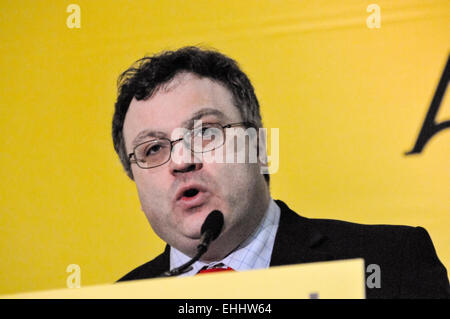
169, 142, 203, 175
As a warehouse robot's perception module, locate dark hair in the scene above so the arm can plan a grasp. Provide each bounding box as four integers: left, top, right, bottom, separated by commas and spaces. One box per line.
112, 46, 269, 184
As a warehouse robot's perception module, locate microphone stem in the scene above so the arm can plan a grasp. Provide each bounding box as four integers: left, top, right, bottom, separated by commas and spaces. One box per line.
163, 238, 209, 277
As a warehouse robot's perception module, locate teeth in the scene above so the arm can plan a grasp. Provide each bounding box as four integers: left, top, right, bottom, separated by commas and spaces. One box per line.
183, 188, 199, 197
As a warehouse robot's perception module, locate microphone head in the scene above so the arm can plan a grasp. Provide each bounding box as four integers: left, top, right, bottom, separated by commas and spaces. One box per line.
200, 210, 224, 241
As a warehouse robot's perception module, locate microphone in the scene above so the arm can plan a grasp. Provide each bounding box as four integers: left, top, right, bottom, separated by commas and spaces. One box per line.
198, 210, 224, 253
163, 210, 224, 277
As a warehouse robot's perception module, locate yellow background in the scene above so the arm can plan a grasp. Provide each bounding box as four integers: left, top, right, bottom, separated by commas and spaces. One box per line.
0, 0, 449, 295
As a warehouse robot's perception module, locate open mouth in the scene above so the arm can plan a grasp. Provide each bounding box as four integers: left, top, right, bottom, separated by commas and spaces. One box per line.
175, 185, 208, 209
181, 188, 200, 199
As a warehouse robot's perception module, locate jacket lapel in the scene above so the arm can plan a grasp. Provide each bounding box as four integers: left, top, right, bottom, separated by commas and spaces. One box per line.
147, 244, 171, 278
270, 200, 335, 266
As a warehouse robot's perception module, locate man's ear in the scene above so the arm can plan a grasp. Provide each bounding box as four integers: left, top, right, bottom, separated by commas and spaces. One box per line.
258, 127, 279, 175
257, 127, 268, 166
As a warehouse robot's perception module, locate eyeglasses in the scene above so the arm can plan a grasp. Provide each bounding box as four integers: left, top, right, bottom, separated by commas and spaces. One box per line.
128, 122, 255, 169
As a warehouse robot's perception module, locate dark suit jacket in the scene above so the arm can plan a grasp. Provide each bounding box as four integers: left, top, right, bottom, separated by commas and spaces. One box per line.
118, 200, 450, 298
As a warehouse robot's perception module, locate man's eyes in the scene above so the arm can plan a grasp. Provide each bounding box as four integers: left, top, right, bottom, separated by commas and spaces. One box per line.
144, 143, 166, 156
138, 124, 222, 159
193, 126, 212, 137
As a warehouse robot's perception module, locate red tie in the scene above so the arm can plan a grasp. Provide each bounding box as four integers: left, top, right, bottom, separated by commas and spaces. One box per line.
197, 266, 234, 275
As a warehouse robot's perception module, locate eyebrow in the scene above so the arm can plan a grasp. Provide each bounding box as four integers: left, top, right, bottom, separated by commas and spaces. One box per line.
181, 108, 227, 128
130, 108, 227, 148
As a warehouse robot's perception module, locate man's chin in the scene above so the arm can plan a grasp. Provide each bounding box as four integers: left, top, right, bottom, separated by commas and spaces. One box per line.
175, 203, 218, 227
172, 203, 228, 249
176, 214, 209, 240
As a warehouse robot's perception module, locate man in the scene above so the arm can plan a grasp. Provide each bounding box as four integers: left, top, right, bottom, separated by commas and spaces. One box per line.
112, 46, 449, 298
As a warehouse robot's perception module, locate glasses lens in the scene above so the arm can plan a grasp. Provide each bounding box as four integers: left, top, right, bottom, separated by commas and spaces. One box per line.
134, 139, 171, 168
189, 124, 224, 153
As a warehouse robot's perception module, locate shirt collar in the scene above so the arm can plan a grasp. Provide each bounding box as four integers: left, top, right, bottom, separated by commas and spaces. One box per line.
170, 198, 281, 276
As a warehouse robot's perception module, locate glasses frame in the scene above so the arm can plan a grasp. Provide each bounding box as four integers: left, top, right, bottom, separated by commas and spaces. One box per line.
128, 121, 256, 169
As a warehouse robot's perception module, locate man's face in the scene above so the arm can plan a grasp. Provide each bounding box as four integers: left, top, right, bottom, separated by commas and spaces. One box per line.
123, 72, 269, 260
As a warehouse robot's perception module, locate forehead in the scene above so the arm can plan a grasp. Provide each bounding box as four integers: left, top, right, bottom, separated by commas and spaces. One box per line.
123, 73, 242, 150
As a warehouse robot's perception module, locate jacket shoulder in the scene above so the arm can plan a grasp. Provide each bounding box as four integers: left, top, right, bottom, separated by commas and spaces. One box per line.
275, 200, 450, 298
309, 216, 416, 242
276, 199, 415, 247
